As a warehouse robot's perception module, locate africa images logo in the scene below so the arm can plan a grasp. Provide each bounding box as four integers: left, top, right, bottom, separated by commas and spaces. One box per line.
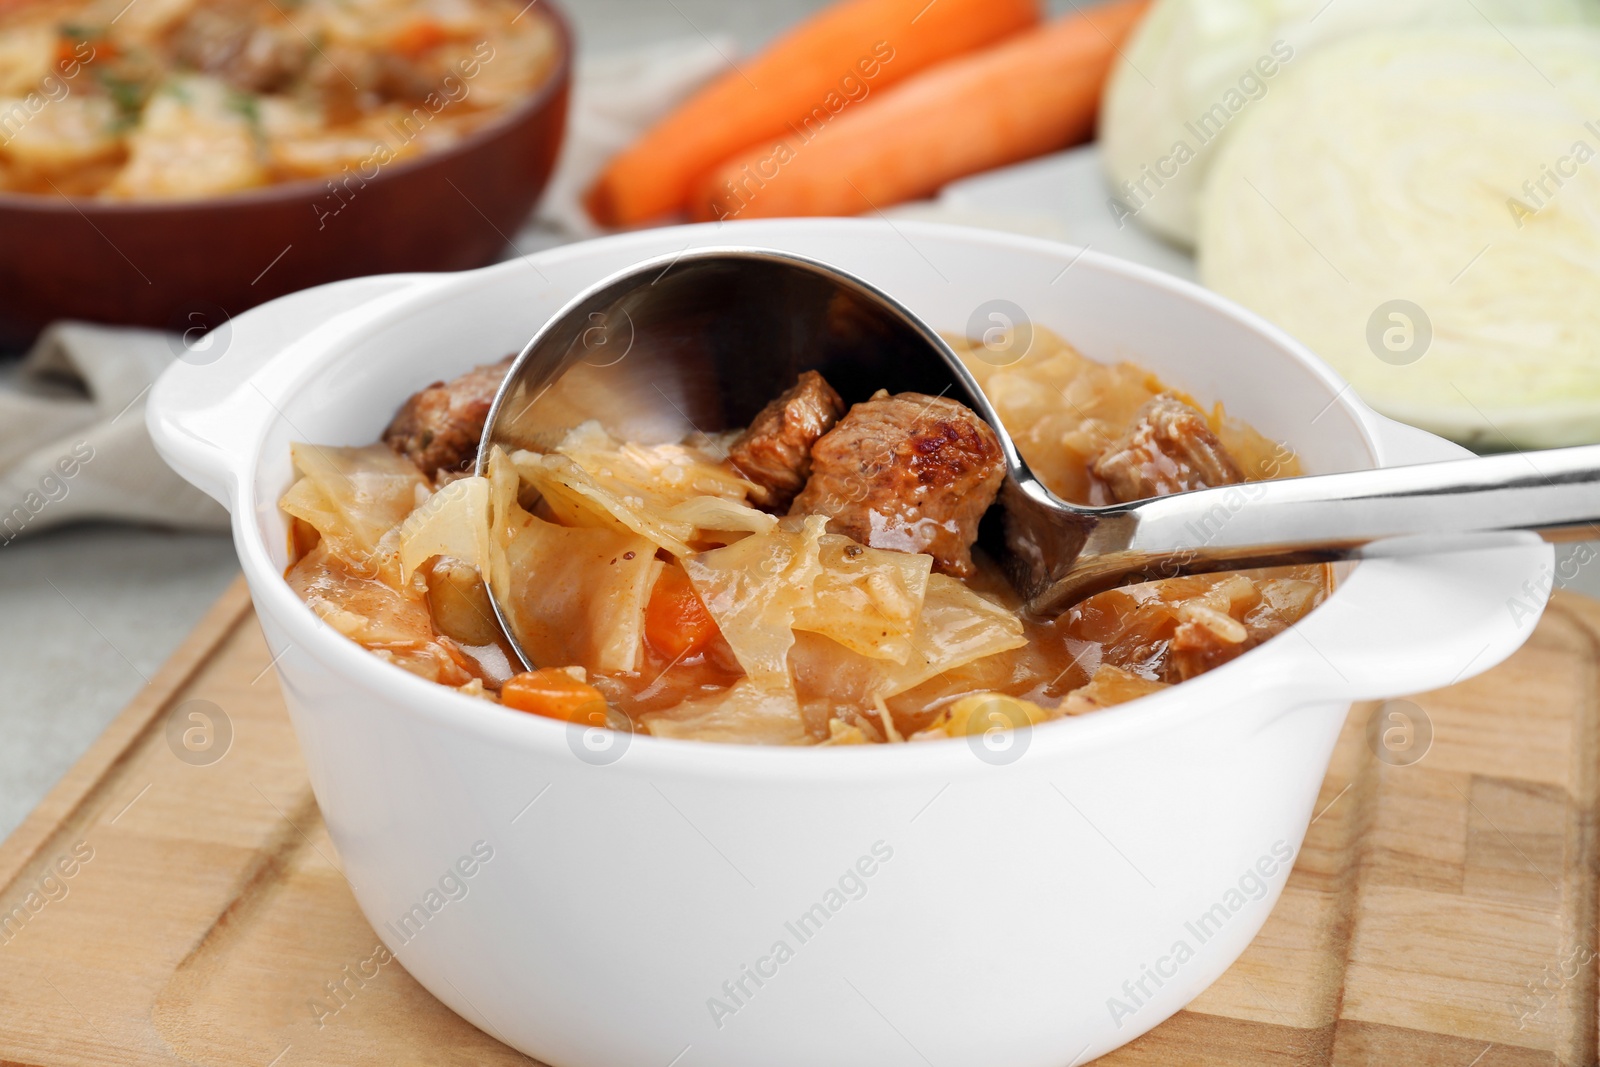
1106, 840, 1294, 1028
705, 841, 894, 1030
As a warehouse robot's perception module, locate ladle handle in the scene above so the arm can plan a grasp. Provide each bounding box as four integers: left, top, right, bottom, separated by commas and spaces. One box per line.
1038, 444, 1600, 611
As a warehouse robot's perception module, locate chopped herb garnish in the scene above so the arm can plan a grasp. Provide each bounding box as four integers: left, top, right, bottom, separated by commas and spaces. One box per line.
227, 89, 262, 126
94, 71, 150, 121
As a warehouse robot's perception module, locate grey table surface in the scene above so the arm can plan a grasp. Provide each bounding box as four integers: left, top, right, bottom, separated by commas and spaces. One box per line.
1, 0, 1595, 845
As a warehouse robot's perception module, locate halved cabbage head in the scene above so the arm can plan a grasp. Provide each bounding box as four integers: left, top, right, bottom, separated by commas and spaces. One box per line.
1199, 27, 1600, 447
1099, 0, 1596, 247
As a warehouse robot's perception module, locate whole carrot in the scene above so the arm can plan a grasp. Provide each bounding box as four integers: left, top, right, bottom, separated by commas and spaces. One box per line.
584, 0, 1040, 226
689, 0, 1150, 222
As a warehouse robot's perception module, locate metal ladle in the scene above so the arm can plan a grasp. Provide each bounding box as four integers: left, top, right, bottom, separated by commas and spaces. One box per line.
479, 248, 1600, 661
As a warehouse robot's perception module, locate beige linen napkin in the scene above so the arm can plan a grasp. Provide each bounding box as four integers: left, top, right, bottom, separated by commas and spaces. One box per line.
0, 36, 734, 543
0, 323, 228, 543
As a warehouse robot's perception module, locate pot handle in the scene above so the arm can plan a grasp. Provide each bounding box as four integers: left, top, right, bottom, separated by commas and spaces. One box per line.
1270, 412, 1554, 703
147, 273, 434, 509
1367, 411, 1473, 466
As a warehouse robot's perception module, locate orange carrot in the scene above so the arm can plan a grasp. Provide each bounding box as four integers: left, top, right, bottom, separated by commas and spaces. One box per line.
502, 669, 610, 727
689, 0, 1149, 222
584, 0, 1040, 226
390, 17, 448, 58
644, 565, 720, 661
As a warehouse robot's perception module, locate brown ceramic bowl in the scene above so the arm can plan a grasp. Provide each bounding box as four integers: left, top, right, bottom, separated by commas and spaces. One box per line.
0, 3, 572, 348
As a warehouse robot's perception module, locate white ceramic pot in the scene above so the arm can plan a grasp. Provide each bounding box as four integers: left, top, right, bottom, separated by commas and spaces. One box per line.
147, 220, 1549, 1067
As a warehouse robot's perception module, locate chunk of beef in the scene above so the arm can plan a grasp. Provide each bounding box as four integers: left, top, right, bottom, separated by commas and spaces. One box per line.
373, 53, 438, 102
383, 356, 514, 479
1091, 394, 1243, 503
790, 390, 1005, 578
168, 4, 310, 94
727, 370, 846, 510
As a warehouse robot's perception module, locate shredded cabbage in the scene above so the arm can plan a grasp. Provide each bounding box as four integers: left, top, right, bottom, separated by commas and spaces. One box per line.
788, 574, 1027, 720
397, 476, 492, 582
512, 422, 764, 555
662, 496, 777, 542
877, 575, 1027, 697
280, 443, 428, 583
515, 450, 701, 557
486, 448, 660, 674
555, 422, 755, 503
641, 681, 811, 745
792, 535, 932, 664
285, 544, 478, 690
682, 516, 828, 687
286, 542, 434, 647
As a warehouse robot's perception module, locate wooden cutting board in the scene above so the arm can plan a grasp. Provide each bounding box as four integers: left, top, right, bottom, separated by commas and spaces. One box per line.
2, 578, 1597, 1066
